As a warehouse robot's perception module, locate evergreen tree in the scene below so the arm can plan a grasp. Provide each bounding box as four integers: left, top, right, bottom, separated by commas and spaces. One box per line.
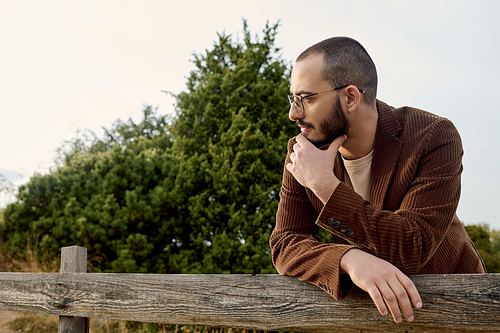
1, 21, 296, 274
166, 20, 295, 273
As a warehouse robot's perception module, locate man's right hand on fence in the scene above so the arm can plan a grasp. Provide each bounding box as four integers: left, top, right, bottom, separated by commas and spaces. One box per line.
340, 248, 423, 324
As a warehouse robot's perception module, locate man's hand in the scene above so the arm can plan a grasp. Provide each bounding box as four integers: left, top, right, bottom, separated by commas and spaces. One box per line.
286, 135, 346, 204
340, 249, 423, 323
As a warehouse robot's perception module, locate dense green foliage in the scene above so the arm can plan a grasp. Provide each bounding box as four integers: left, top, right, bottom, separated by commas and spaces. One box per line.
465, 224, 500, 273
0, 21, 295, 274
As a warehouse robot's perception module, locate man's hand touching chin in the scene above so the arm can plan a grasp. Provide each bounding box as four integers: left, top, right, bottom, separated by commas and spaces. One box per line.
287, 134, 423, 322
341, 249, 423, 323
286, 134, 347, 204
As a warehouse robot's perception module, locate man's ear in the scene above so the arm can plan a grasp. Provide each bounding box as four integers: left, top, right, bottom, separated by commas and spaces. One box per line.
344, 85, 362, 113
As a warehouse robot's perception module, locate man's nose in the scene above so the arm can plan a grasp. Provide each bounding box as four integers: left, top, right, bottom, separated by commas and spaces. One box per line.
289, 104, 304, 121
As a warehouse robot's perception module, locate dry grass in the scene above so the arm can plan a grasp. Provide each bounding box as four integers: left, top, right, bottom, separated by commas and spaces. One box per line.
0, 237, 61, 332
8, 313, 59, 333
0, 240, 59, 274
8, 315, 271, 333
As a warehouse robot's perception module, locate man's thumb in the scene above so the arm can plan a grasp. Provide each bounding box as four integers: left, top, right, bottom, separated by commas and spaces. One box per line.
328, 134, 347, 151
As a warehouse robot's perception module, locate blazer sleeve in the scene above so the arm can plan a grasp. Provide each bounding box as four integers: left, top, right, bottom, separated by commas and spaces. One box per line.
270, 137, 356, 300
316, 116, 464, 275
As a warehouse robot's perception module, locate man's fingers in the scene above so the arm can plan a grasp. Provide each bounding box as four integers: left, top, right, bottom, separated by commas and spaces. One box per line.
389, 283, 414, 323
385, 274, 421, 323
368, 277, 420, 324
343, 250, 421, 324
295, 134, 308, 147
378, 284, 405, 324
366, 286, 388, 318
398, 273, 423, 310
327, 134, 347, 152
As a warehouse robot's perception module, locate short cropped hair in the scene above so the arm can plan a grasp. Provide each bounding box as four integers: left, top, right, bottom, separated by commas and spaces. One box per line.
297, 37, 378, 106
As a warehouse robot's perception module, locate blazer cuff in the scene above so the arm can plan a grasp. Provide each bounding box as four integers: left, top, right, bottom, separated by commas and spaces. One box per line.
316, 182, 376, 253
309, 244, 356, 299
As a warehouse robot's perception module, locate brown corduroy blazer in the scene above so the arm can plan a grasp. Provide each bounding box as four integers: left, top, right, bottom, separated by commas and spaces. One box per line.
270, 100, 486, 299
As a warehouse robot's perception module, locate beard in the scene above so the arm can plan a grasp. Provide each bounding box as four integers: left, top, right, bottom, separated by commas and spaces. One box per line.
297, 96, 350, 148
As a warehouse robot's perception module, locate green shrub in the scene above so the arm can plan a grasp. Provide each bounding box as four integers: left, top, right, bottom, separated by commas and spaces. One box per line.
1, 20, 295, 274
465, 223, 500, 272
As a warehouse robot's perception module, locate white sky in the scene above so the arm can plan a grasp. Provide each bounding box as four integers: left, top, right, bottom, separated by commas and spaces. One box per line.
0, 0, 499, 229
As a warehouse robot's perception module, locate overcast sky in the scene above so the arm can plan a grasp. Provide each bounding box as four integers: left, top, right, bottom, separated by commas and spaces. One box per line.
0, 0, 499, 229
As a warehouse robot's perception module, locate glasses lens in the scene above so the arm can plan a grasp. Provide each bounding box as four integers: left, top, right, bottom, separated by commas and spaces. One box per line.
288, 95, 303, 114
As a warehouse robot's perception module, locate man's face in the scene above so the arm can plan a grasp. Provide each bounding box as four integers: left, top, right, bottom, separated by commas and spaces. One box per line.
289, 54, 350, 147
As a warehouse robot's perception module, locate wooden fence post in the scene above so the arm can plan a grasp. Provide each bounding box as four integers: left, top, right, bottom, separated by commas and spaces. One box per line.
59, 246, 89, 333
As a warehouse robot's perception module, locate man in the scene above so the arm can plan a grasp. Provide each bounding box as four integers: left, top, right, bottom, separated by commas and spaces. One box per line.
270, 37, 485, 324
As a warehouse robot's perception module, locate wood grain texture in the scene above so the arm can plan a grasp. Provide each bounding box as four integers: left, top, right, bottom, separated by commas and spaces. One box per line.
60, 246, 87, 274
0, 273, 498, 332
59, 246, 88, 333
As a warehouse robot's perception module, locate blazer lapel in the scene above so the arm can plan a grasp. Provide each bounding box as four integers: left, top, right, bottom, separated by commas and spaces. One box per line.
369, 101, 403, 207
334, 153, 345, 182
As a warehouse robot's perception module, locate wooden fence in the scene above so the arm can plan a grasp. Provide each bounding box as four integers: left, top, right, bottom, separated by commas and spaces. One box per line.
0, 246, 498, 333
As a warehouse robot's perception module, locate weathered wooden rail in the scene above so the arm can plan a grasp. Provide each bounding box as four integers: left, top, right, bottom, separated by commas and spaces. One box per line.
0, 246, 498, 332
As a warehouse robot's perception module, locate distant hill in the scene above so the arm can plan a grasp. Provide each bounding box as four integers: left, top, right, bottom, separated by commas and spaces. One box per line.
0, 168, 29, 207
0, 168, 25, 184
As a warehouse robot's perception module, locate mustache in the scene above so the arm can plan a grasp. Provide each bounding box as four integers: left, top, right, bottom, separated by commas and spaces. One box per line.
296, 120, 314, 129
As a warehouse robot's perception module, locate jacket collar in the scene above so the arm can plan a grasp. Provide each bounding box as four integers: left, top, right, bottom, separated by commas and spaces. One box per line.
369, 100, 403, 207
333, 100, 402, 206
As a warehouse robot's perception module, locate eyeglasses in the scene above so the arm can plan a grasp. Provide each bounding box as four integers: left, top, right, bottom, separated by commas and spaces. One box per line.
288, 85, 365, 115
